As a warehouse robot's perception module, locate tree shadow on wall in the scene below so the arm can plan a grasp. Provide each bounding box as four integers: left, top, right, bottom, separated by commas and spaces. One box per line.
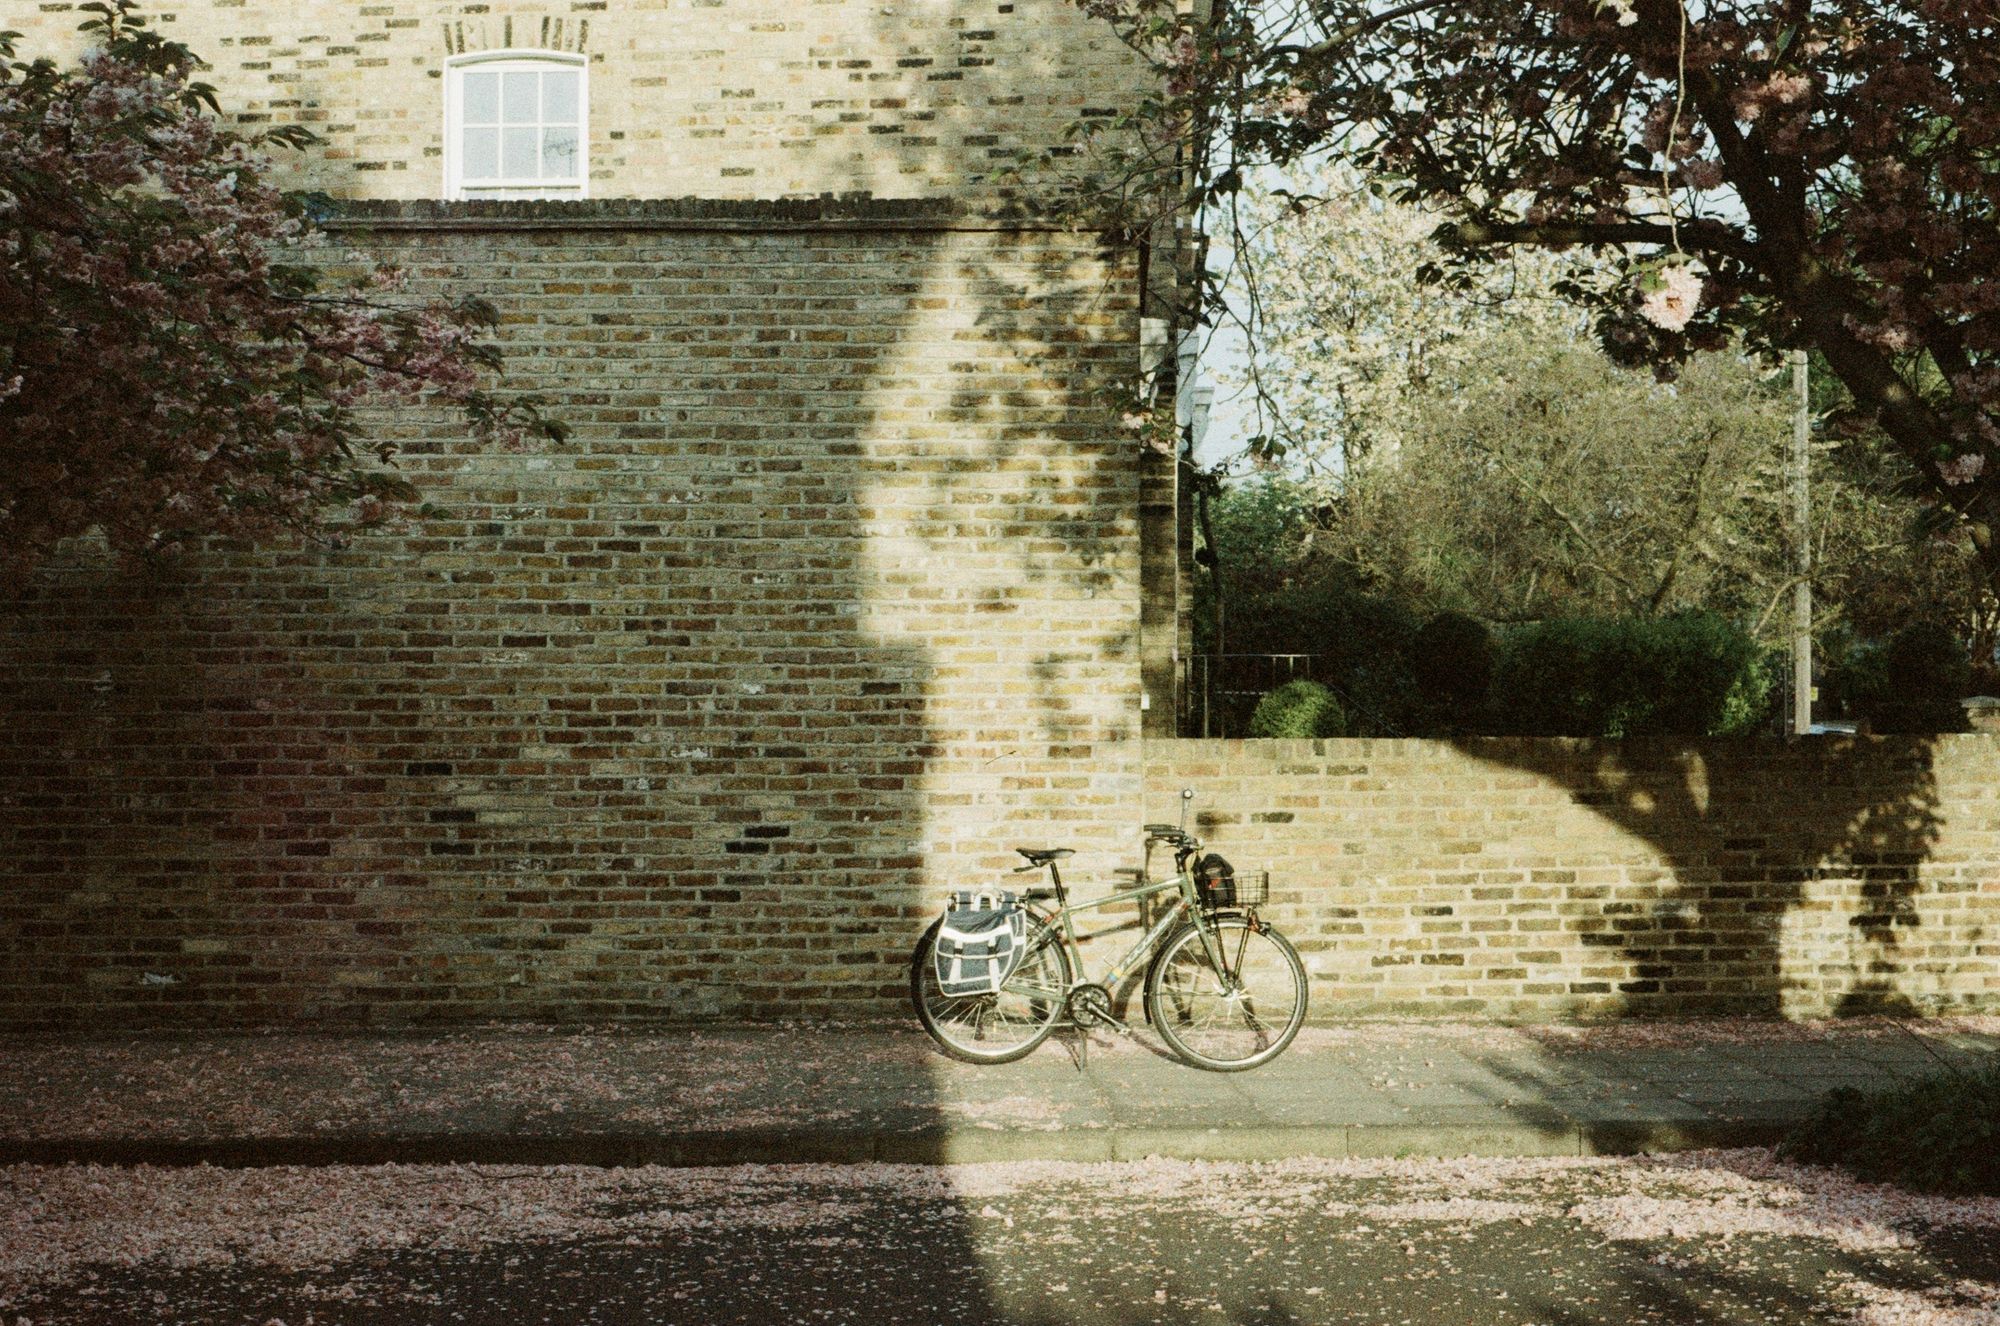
1442, 735, 1949, 1017
0, 0, 1156, 1025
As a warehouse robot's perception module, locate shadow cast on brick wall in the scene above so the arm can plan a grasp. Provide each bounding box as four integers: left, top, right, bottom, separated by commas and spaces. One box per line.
0, 220, 1139, 1032
0, 0, 1153, 1033
1443, 736, 1951, 1017
1158, 733, 1991, 1019
0, 7, 1168, 1324
0, 216, 959, 1025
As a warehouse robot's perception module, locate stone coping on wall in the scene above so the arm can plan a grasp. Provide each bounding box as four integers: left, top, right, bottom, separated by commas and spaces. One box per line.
1143, 731, 1982, 758
318, 196, 1084, 234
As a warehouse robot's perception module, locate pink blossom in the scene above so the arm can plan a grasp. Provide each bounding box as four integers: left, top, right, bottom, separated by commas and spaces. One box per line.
0, 9, 560, 587
1273, 86, 1315, 118
1639, 263, 1704, 331
1681, 159, 1726, 190
1938, 453, 1986, 485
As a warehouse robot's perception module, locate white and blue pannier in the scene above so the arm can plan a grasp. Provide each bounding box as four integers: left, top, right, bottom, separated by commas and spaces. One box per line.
932, 890, 1029, 998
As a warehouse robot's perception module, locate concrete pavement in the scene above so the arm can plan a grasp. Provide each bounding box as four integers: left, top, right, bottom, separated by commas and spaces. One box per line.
2, 1017, 1994, 1168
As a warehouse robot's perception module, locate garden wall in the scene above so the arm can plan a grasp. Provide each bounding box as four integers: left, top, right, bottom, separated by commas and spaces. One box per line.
1149, 737, 2000, 1019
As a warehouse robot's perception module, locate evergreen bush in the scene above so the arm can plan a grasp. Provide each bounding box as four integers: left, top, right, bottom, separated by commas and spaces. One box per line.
1491, 612, 1769, 737
1411, 611, 1495, 731
1246, 680, 1348, 738
1832, 622, 1971, 733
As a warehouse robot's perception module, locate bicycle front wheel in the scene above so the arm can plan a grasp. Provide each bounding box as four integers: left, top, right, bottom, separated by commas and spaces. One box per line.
910, 912, 1072, 1064
1145, 916, 1308, 1071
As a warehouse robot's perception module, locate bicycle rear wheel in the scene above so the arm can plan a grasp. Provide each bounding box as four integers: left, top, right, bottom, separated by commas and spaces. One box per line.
1145, 916, 1307, 1071
910, 912, 1072, 1064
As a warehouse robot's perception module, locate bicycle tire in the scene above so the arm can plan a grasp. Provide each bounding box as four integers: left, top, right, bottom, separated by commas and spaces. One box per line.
910, 911, 1073, 1064
1144, 915, 1308, 1071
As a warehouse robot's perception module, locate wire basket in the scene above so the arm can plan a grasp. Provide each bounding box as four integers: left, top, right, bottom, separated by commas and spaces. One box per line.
1199, 866, 1269, 909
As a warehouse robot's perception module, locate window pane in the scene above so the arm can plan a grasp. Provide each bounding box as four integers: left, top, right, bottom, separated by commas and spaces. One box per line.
542, 126, 580, 179
502, 71, 538, 125
462, 71, 500, 124
502, 126, 539, 178
461, 126, 500, 179
542, 70, 579, 124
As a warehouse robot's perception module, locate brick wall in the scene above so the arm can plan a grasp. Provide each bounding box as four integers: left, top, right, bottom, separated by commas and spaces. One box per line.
1, 0, 1145, 202
0, 201, 1146, 1029
1149, 737, 2000, 1019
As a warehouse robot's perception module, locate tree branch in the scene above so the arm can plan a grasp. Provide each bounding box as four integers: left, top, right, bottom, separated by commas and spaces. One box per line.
1448, 216, 1756, 265
1269, 0, 1456, 61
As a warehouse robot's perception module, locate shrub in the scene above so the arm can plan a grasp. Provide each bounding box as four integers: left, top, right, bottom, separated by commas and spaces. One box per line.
1246, 680, 1348, 738
1662, 613, 1775, 736
1491, 612, 1769, 737
1717, 646, 1784, 735
1329, 657, 1421, 737
1201, 568, 1421, 736
1832, 622, 1971, 733
1411, 611, 1495, 731
1216, 571, 1417, 660
1778, 1056, 2000, 1195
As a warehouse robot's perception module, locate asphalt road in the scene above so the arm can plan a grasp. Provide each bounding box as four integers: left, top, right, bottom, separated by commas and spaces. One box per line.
5, 1154, 1997, 1325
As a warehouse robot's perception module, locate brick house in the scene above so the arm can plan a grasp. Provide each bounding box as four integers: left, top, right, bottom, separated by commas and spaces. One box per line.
7, 2, 1992, 1029
0, 0, 1186, 1026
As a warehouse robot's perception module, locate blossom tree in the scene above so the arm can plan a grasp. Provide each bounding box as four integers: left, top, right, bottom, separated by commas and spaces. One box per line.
1225, 163, 1588, 472
0, 2, 561, 587
1079, 0, 2000, 597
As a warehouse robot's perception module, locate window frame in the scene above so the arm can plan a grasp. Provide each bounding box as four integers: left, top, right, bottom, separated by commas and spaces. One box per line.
442, 49, 590, 200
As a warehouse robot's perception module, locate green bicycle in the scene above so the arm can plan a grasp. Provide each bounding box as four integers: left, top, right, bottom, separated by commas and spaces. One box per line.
910, 789, 1309, 1071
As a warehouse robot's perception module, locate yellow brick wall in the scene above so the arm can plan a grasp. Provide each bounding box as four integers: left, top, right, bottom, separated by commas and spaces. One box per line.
1, 0, 1148, 201
1150, 737, 2000, 1019
0, 204, 1146, 1026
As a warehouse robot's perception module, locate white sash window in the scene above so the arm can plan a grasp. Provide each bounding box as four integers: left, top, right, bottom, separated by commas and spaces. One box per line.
445, 52, 587, 199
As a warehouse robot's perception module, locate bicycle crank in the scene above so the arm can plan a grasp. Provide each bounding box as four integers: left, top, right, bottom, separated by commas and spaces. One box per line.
1064, 983, 1131, 1033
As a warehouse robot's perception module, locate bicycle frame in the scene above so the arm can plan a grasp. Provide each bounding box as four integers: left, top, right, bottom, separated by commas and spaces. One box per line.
1029, 862, 1232, 1001
913, 785, 1304, 1071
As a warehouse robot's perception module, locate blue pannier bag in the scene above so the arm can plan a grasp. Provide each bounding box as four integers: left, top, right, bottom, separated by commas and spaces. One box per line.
933, 890, 1028, 998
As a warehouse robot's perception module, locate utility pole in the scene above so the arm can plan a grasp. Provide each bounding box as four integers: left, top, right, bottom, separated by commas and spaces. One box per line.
1791, 348, 1813, 734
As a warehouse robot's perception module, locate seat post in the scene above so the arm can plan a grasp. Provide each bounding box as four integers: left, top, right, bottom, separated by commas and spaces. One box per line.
1047, 861, 1066, 902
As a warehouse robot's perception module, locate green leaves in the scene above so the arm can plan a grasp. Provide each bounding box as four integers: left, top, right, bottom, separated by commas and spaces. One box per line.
0, 17, 565, 583
1781, 1057, 2000, 1196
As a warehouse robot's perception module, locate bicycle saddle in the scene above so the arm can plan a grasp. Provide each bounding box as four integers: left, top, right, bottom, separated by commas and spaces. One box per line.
1015, 848, 1074, 865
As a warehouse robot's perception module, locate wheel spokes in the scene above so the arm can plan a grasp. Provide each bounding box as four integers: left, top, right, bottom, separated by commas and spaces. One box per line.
917, 919, 1070, 1059
1158, 933, 1293, 1060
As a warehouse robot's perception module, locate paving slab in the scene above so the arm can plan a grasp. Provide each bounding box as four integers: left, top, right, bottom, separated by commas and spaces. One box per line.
0, 1016, 1992, 1168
